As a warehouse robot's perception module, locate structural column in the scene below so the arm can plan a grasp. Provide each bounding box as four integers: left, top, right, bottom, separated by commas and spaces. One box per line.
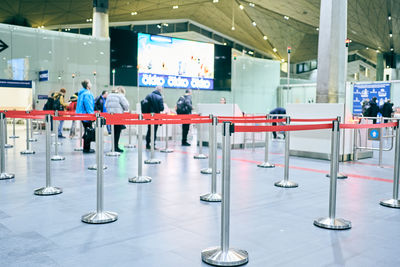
316, 0, 347, 103
92, 0, 109, 38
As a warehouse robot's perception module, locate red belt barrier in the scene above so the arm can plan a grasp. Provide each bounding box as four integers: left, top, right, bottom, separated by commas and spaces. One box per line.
53, 115, 96, 121
101, 113, 139, 120
234, 123, 333, 133
106, 118, 212, 126
341, 122, 398, 129
218, 118, 286, 124
142, 114, 202, 120
218, 115, 267, 119
291, 118, 337, 122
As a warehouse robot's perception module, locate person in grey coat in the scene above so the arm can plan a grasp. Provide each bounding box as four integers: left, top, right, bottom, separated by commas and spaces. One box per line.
105, 86, 130, 152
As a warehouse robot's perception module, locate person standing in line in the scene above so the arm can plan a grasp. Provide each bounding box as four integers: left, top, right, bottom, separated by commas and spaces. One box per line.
95, 90, 111, 134
105, 86, 129, 152
53, 88, 69, 138
381, 99, 394, 123
76, 80, 95, 153
367, 97, 379, 124
144, 86, 164, 149
176, 89, 193, 146
269, 107, 286, 139
67, 92, 78, 138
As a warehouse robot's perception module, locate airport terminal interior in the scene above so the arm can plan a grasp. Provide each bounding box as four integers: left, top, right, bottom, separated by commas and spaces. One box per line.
0, 0, 400, 266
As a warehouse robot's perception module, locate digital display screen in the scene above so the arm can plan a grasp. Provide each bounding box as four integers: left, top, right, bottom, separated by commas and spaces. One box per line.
137, 33, 215, 90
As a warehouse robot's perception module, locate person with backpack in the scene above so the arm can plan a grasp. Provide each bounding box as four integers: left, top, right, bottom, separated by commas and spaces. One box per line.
105, 87, 129, 152
366, 97, 380, 124
143, 86, 164, 149
76, 80, 95, 153
176, 89, 193, 146
53, 88, 69, 138
381, 99, 394, 123
67, 92, 78, 138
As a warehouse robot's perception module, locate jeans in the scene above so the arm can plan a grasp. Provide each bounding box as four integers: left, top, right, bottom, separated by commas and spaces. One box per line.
146, 124, 159, 147
69, 121, 76, 136
58, 120, 64, 136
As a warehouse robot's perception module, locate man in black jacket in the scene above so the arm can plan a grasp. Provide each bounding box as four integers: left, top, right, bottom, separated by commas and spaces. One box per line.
176, 89, 193, 146
381, 99, 394, 123
145, 86, 164, 149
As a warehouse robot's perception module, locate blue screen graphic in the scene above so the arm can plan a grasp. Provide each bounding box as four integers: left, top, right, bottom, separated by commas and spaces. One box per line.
353, 83, 391, 114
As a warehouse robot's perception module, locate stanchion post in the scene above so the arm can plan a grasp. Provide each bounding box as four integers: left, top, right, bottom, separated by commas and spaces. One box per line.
88, 114, 107, 170
20, 117, 35, 155
379, 132, 383, 168
129, 114, 152, 183
201, 122, 248, 266
82, 115, 118, 223
3, 117, 13, 148
380, 120, 400, 208
10, 118, 19, 138
34, 115, 62, 195
314, 119, 351, 230
106, 124, 120, 157
326, 117, 347, 179
51, 111, 65, 161
201, 115, 220, 174
200, 116, 221, 202
74, 122, 84, 151
28, 117, 37, 142
258, 115, 275, 168
0, 113, 14, 180
160, 123, 173, 153
124, 124, 135, 148
274, 117, 298, 188
194, 121, 208, 159
145, 114, 161, 164
353, 127, 358, 161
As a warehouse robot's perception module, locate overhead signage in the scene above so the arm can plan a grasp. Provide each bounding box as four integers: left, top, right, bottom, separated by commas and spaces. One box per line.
138, 73, 213, 90
38, 95, 48, 100
0, 79, 32, 88
353, 83, 391, 114
0, 40, 8, 53
39, 70, 49, 82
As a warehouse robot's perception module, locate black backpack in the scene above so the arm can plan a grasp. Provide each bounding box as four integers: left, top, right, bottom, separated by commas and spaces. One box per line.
94, 96, 102, 111
176, 96, 188, 114
141, 98, 151, 113
53, 95, 63, 111
43, 97, 54, 110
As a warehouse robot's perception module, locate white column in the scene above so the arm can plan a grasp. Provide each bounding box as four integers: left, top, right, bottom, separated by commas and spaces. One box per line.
92, 0, 109, 38
316, 0, 347, 103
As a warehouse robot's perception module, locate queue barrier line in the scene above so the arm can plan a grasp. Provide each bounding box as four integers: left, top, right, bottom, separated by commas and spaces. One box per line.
53, 115, 96, 121
234, 123, 333, 133
105, 118, 213, 125
340, 122, 398, 129
218, 115, 266, 119
142, 113, 203, 120
291, 118, 337, 122
218, 118, 286, 124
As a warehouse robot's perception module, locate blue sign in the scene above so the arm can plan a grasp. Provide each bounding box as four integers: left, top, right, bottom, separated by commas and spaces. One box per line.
38, 95, 48, 100
138, 73, 214, 90
370, 129, 379, 138
39, 70, 49, 82
353, 83, 391, 114
368, 128, 381, 140
0, 79, 32, 88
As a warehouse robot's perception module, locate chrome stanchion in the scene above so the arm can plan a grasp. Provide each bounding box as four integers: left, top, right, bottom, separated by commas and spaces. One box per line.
74, 122, 84, 151
258, 115, 275, 168
0, 113, 14, 180
9, 118, 19, 138
194, 122, 208, 159
20, 118, 35, 155
379, 132, 383, 168
201, 115, 220, 174
88, 115, 107, 170
314, 119, 351, 230
82, 116, 118, 223
144, 119, 161, 164
28, 117, 37, 142
202, 122, 248, 266
274, 117, 298, 188
106, 124, 120, 157
160, 124, 173, 153
124, 124, 135, 149
326, 117, 347, 179
380, 120, 400, 208
3, 118, 13, 148
51, 115, 65, 161
353, 128, 358, 161
200, 117, 221, 202
34, 115, 62, 196
129, 114, 151, 183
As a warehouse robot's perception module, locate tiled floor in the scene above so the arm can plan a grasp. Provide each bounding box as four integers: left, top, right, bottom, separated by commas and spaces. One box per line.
0, 125, 399, 267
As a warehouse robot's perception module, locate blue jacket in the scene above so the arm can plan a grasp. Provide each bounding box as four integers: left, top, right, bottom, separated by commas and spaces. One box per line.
76, 88, 94, 114
145, 90, 164, 113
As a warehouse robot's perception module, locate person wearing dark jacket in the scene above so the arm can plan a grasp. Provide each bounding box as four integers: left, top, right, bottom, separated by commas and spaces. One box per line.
381, 100, 394, 123
76, 79, 95, 153
145, 86, 164, 149
270, 107, 286, 139
176, 89, 193, 146
367, 97, 379, 124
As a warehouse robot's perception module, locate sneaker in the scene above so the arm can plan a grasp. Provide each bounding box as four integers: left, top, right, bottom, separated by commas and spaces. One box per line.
182, 142, 191, 146
83, 149, 95, 153
115, 147, 124, 153
58, 135, 66, 139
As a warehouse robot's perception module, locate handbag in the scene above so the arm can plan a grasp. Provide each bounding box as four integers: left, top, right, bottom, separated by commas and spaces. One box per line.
83, 127, 96, 142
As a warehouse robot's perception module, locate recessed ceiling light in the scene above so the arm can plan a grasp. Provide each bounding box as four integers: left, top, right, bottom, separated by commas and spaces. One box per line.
390, 48, 394, 51
239, 4, 244, 10
366, 47, 369, 50
249, 3, 255, 7
284, 16, 289, 20
252, 21, 256, 26
131, 11, 137, 15
263, 36, 267, 40
173, 5, 179, 9
223, 42, 227, 45
376, 49, 379, 53
316, 27, 319, 31
248, 51, 254, 55
273, 48, 277, 52
213, 0, 219, 3
281, 59, 285, 62
231, 26, 235, 31
388, 16, 392, 20
389, 33, 393, 38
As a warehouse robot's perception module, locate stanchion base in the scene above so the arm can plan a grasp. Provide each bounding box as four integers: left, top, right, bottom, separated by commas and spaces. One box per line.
313, 217, 351, 230
200, 193, 222, 202
9, 136, 19, 139
257, 162, 275, 168
201, 247, 249, 266
20, 150, 35, 155
201, 168, 220, 174
124, 144, 135, 148
106, 151, 121, 157
160, 148, 174, 153
274, 180, 298, 188
51, 155, 65, 161
194, 154, 208, 159
81, 211, 118, 224
88, 165, 108, 170
34, 186, 63, 196
144, 159, 161, 164
326, 173, 348, 179
129, 176, 152, 183
0, 172, 15, 180
29, 138, 38, 142
74, 147, 83, 151
4, 144, 13, 148
380, 199, 400, 208
33, 132, 40, 135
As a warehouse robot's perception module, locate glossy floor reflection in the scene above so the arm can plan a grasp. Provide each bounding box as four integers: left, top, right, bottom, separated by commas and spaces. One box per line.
0, 126, 399, 267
